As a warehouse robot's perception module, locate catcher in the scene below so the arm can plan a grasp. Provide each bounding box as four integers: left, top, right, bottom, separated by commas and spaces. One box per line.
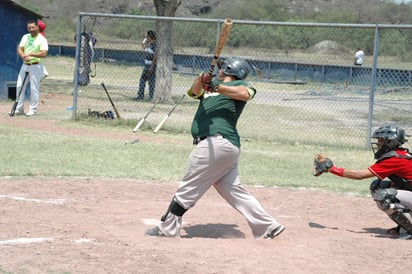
313, 125, 412, 240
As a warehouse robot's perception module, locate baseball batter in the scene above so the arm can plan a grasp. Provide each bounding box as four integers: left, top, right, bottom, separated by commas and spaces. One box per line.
314, 125, 412, 240
145, 57, 285, 239
13, 20, 48, 116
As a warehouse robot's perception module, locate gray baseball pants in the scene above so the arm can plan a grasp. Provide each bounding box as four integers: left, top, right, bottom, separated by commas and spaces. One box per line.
16, 63, 44, 113
158, 135, 282, 238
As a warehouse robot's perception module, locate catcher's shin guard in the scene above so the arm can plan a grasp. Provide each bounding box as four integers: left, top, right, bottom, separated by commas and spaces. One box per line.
373, 188, 412, 234
390, 210, 412, 234
161, 197, 188, 222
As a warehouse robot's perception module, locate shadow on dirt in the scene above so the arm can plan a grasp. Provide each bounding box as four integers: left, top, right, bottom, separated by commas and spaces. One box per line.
183, 223, 246, 239
309, 221, 395, 239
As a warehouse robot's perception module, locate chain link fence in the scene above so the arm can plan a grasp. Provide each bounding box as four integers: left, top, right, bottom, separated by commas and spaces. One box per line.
70, 13, 412, 149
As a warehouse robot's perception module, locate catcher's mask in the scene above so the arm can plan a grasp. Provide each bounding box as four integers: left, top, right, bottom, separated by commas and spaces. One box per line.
371, 125, 409, 159
220, 57, 250, 80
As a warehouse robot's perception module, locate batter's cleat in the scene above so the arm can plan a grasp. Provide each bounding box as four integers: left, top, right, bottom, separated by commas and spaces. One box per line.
398, 227, 412, 240
264, 224, 285, 239
25, 111, 36, 116
145, 226, 165, 237
398, 232, 412, 240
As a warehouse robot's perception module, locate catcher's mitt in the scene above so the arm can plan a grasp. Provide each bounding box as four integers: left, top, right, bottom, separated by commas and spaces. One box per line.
313, 153, 334, 176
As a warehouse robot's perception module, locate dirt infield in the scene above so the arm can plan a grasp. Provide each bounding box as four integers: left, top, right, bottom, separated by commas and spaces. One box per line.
1, 178, 411, 273
1, 94, 411, 273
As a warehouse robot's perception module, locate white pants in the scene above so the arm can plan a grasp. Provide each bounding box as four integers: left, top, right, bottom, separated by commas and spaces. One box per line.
16, 63, 44, 113
159, 135, 282, 238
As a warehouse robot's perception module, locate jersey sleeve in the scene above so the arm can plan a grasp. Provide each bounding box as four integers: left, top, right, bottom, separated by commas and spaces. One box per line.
19, 34, 28, 47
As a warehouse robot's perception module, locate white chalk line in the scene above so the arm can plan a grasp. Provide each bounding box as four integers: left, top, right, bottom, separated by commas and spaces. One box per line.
142, 218, 161, 226
73, 238, 96, 244
0, 237, 97, 246
0, 237, 53, 246
0, 194, 65, 205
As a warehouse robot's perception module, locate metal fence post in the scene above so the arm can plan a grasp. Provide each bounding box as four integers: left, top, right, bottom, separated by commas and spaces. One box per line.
72, 14, 83, 120
366, 25, 380, 150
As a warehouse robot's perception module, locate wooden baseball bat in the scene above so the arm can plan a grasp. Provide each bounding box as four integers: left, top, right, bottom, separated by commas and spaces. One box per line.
9, 72, 29, 117
153, 94, 185, 134
101, 82, 121, 119
133, 99, 159, 132
208, 18, 233, 76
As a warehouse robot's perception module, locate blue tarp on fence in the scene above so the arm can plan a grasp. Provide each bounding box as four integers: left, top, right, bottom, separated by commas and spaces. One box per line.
48, 45, 412, 87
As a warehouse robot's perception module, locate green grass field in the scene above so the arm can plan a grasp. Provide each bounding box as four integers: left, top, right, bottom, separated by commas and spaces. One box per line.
0, 119, 375, 196
1, 56, 379, 197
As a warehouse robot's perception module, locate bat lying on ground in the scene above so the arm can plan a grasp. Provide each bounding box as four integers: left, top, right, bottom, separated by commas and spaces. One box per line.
153, 94, 185, 134
101, 82, 121, 119
133, 99, 159, 132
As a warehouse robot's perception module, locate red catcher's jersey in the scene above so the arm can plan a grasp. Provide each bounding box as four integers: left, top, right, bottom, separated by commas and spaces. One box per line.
369, 149, 412, 185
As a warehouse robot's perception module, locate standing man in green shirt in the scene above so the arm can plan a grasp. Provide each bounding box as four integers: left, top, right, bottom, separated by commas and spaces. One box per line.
145, 57, 285, 239
14, 20, 48, 116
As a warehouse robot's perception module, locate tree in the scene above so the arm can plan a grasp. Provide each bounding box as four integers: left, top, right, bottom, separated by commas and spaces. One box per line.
153, 0, 181, 103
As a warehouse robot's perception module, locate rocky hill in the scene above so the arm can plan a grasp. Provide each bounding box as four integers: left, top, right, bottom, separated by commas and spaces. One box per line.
14, 0, 222, 21
13, 0, 409, 23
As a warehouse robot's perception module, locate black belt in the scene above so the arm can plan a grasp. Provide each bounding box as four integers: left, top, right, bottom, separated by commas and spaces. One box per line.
193, 136, 207, 145
25, 62, 39, 65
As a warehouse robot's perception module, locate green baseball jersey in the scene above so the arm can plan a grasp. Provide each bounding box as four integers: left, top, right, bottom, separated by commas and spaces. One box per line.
191, 80, 249, 148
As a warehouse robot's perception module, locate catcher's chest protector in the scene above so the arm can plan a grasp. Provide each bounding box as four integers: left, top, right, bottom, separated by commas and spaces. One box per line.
377, 150, 412, 191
